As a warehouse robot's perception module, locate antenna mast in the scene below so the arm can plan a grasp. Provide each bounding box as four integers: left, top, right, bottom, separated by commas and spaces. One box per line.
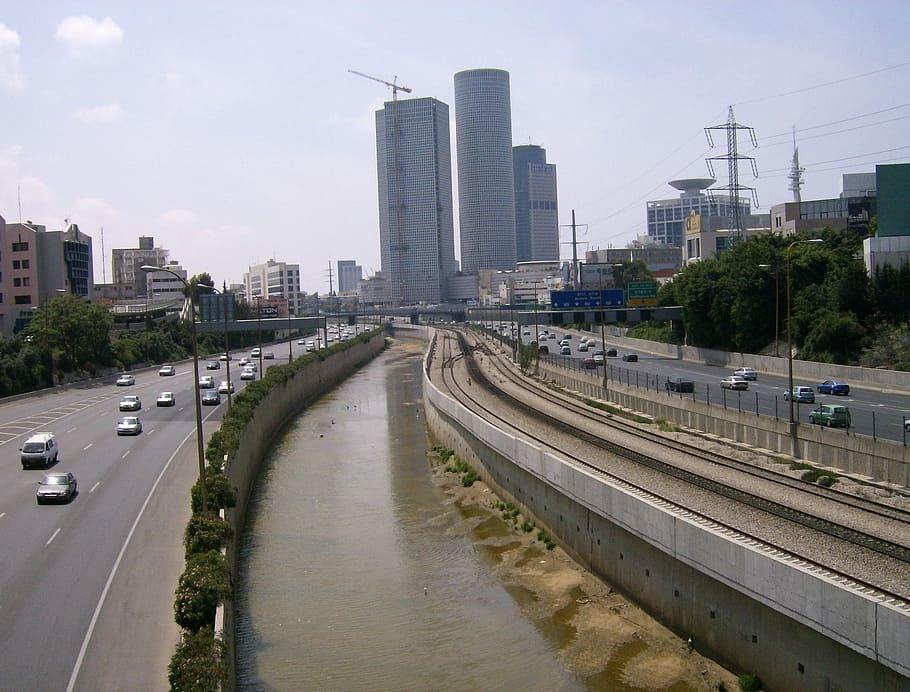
788, 126, 805, 204
705, 106, 760, 242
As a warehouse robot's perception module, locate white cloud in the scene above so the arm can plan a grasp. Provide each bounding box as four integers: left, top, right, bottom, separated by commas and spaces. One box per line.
160, 208, 197, 226
73, 103, 124, 124
0, 24, 25, 92
54, 16, 123, 54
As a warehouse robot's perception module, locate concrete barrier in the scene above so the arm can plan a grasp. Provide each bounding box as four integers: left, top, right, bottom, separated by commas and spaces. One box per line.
423, 335, 910, 690
221, 331, 386, 689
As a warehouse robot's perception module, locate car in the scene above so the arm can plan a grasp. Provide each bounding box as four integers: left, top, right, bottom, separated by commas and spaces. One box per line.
157, 391, 176, 407
218, 381, 235, 394
251, 348, 261, 358
720, 376, 748, 390
593, 352, 605, 365
560, 346, 571, 356
809, 404, 851, 428
578, 343, 589, 352
666, 377, 694, 393
817, 379, 850, 396
297, 339, 306, 345
622, 353, 638, 362
264, 351, 275, 359
116, 374, 135, 386
606, 348, 618, 357
563, 334, 572, 340
559, 339, 570, 347
20, 433, 59, 469
219, 353, 231, 361
733, 367, 757, 381
159, 364, 176, 376
905, 419, 910, 433
240, 369, 256, 381
306, 340, 315, 351
784, 386, 815, 403
206, 360, 221, 370
538, 345, 549, 354
119, 395, 142, 412
116, 416, 143, 435
36, 472, 76, 504
245, 361, 258, 372
201, 390, 222, 406
199, 376, 215, 389
583, 357, 597, 369
238, 357, 250, 367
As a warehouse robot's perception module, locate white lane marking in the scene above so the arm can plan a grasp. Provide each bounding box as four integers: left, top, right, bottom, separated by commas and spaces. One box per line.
90, 482, 100, 494
148, 429, 155, 435
121, 451, 130, 460
178, 407, 184, 412
46, 528, 61, 546
67, 427, 77, 434
83, 443, 93, 451
0, 512, 5, 519
65, 404, 221, 692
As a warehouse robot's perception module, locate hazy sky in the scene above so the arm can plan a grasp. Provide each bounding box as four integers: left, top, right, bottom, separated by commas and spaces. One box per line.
2, 2, 909, 292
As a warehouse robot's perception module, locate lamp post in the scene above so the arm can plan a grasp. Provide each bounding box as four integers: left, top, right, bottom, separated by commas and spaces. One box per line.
758, 263, 780, 358
255, 296, 264, 374
208, 287, 233, 411
786, 239, 824, 457
141, 265, 208, 512
287, 300, 293, 362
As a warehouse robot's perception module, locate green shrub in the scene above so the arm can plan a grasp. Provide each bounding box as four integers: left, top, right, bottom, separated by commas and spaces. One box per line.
174, 550, 232, 633
184, 513, 233, 558
817, 474, 838, 487
521, 520, 534, 532
737, 673, 762, 691
462, 470, 478, 487
790, 462, 813, 471
800, 469, 821, 483
191, 468, 237, 514
168, 630, 227, 692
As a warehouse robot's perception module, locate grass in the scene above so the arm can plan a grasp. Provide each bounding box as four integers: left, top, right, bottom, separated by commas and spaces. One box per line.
791, 461, 839, 487
737, 673, 762, 691
581, 397, 652, 424
657, 419, 683, 433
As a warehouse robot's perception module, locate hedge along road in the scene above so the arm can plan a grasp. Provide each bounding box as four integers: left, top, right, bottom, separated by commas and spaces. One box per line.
0, 333, 327, 691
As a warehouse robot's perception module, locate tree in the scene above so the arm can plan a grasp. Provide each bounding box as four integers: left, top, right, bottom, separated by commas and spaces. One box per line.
611, 260, 654, 292
185, 273, 215, 303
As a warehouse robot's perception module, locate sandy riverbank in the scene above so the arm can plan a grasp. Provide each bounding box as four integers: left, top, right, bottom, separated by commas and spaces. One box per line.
427, 446, 741, 692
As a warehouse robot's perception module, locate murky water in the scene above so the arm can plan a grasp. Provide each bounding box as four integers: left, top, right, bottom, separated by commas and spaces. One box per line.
234, 341, 583, 690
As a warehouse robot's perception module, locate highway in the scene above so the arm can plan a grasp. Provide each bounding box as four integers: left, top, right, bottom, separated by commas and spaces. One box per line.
482, 322, 910, 443
0, 325, 363, 690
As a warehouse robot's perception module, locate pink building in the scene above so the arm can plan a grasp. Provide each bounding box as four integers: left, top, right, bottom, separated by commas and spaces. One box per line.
0, 218, 41, 334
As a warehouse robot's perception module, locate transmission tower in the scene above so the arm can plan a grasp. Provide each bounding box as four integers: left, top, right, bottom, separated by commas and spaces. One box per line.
788, 126, 805, 203
705, 106, 759, 242
326, 261, 335, 297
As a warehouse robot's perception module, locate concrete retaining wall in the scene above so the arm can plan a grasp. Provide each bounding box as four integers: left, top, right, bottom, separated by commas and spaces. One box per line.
423, 336, 910, 691
220, 331, 386, 688
599, 326, 910, 394
537, 360, 910, 489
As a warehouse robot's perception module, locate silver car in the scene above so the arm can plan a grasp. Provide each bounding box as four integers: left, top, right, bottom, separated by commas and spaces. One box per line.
116, 416, 143, 436
36, 472, 77, 504
119, 395, 141, 411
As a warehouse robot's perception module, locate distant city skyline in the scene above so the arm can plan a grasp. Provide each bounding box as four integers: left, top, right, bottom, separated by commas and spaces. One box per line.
1, 3, 909, 291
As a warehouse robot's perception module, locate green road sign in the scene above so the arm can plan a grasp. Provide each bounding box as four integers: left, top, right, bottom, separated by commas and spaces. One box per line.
627, 281, 658, 307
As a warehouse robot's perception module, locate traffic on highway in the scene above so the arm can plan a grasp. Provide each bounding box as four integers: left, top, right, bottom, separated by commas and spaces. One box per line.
0, 322, 367, 690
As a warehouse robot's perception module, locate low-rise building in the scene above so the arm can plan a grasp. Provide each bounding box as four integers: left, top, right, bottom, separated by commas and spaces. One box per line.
145, 261, 187, 302
683, 211, 771, 264
358, 273, 391, 306
863, 163, 910, 274
112, 236, 169, 299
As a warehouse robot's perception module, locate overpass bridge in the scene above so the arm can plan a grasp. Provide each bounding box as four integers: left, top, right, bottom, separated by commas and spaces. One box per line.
468, 305, 683, 326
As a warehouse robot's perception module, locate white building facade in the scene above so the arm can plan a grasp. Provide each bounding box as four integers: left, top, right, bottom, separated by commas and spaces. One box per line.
243, 259, 304, 315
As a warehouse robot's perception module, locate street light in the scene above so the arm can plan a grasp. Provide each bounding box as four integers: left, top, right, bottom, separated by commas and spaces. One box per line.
141, 265, 208, 512
758, 264, 780, 358
786, 238, 824, 457
207, 287, 233, 411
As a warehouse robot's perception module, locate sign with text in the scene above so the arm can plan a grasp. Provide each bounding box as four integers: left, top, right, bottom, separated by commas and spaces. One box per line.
627, 281, 658, 307
550, 289, 625, 309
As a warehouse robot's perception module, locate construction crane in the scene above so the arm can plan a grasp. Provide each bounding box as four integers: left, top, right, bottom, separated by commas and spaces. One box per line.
348, 69, 412, 305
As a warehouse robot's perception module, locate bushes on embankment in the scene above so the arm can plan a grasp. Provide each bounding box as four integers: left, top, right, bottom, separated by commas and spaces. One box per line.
167, 329, 381, 690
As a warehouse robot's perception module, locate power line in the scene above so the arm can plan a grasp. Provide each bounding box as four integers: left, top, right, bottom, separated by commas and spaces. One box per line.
761, 154, 910, 179
762, 102, 910, 140
734, 59, 910, 106
759, 113, 910, 148
761, 144, 910, 174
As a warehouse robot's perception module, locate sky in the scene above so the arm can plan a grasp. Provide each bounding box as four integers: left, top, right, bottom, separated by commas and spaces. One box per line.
1, 1, 909, 293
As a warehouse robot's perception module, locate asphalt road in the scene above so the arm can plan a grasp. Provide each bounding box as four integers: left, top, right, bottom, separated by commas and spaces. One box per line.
0, 324, 366, 691
480, 322, 910, 444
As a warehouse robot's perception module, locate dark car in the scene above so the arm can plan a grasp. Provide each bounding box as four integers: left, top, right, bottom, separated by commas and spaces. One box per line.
666, 377, 694, 393
621, 353, 638, 362
201, 390, 222, 406
606, 348, 618, 357
583, 357, 597, 369
538, 345, 549, 354
206, 360, 220, 370
817, 379, 850, 396
36, 472, 77, 504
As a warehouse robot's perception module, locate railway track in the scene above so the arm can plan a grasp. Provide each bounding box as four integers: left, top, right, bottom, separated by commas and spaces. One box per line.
433, 330, 910, 606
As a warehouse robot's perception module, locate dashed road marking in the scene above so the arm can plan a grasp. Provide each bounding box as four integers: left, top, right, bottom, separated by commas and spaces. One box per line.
178, 407, 184, 412
67, 427, 77, 434
0, 512, 5, 519
83, 443, 93, 451
148, 429, 155, 435
121, 451, 130, 460
47, 528, 61, 546
90, 482, 100, 494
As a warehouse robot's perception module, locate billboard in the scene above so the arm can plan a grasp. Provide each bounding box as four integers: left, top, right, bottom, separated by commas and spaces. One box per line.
627, 281, 658, 308
550, 289, 625, 309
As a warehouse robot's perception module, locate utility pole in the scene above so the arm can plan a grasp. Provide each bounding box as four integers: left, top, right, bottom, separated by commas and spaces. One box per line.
705, 106, 759, 243
326, 262, 335, 296
560, 210, 587, 288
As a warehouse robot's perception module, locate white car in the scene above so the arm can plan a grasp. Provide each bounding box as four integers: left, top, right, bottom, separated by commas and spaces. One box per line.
116, 374, 135, 386
240, 369, 256, 381
720, 376, 749, 391
264, 351, 275, 359
156, 391, 176, 407
250, 348, 261, 358
733, 367, 758, 381
306, 341, 314, 352
297, 339, 305, 346
116, 416, 143, 435
198, 376, 215, 389
158, 364, 176, 376
238, 357, 250, 367
119, 395, 142, 411
218, 380, 235, 394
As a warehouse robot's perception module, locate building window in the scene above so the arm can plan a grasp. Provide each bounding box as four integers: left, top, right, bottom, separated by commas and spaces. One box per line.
22, 260, 29, 269
14, 295, 31, 305
11, 241, 29, 252
12, 260, 20, 269
22, 277, 29, 286
13, 278, 21, 287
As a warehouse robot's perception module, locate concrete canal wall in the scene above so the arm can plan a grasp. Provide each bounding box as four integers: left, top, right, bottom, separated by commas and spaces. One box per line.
423, 335, 910, 691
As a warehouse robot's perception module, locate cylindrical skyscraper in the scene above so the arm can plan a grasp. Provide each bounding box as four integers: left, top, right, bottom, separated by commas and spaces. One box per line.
454, 68, 516, 272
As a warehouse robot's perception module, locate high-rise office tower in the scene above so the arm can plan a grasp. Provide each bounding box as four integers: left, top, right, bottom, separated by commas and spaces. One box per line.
513, 144, 559, 262
454, 68, 516, 272
375, 96, 457, 304
336, 260, 363, 294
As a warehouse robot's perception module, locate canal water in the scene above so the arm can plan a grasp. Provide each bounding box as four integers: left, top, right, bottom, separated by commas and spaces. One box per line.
235, 339, 583, 690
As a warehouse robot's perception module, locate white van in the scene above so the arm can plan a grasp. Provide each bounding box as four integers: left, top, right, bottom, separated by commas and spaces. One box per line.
21, 433, 59, 469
